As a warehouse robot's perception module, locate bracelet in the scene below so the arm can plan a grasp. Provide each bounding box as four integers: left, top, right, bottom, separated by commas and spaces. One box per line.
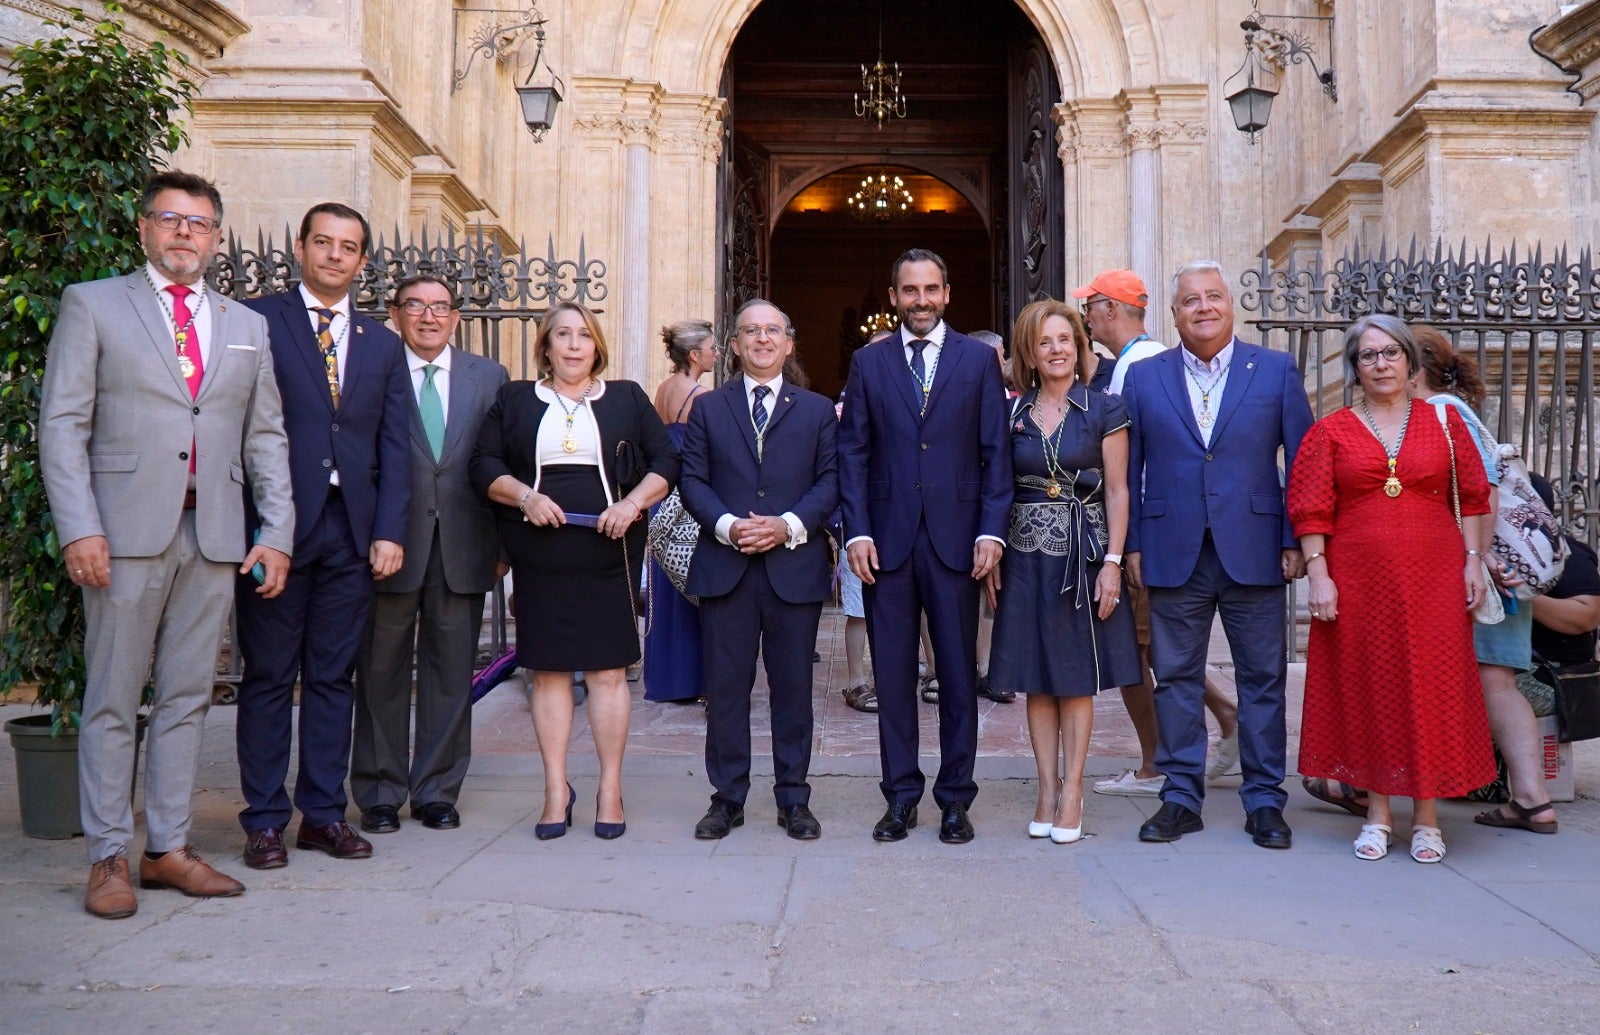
620, 498, 640, 514
1103, 552, 1122, 566
517, 488, 534, 521
1466, 549, 1481, 557
1304, 551, 1324, 564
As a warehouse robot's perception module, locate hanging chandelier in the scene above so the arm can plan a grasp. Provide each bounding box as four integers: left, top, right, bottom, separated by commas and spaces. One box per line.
853, 5, 906, 129
859, 310, 898, 338
848, 172, 914, 222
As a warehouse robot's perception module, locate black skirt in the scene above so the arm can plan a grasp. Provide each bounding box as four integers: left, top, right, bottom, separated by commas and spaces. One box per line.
503, 465, 641, 671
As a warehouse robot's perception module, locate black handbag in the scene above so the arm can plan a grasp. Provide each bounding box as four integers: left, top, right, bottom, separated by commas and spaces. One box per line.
614, 439, 646, 495
1534, 657, 1600, 743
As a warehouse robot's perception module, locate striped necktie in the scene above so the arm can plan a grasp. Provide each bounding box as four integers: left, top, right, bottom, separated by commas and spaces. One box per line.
315, 307, 341, 408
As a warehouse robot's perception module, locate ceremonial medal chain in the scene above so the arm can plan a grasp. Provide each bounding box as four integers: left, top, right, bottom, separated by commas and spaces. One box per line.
551, 378, 598, 453
1033, 393, 1071, 499
145, 269, 205, 378
1359, 397, 1412, 497
1184, 363, 1226, 429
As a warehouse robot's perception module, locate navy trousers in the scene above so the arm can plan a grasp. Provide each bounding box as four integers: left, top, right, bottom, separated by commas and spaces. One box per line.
699, 555, 821, 809
1146, 534, 1288, 814
235, 493, 375, 831
865, 523, 980, 809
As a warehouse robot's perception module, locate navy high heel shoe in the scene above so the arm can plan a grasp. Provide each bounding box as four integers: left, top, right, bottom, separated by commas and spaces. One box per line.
594, 795, 626, 840
535, 783, 575, 841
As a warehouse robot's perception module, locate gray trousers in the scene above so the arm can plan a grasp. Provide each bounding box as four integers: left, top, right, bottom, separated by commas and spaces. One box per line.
80, 512, 233, 862
352, 536, 483, 810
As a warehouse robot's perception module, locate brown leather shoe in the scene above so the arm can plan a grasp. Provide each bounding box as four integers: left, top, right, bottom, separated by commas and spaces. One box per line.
296, 820, 373, 859
139, 846, 245, 898
243, 827, 288, 870
84, 854, 137, 919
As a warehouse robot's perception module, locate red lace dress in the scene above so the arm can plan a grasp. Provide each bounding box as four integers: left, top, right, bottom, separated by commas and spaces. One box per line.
1287, 401, 1496, 797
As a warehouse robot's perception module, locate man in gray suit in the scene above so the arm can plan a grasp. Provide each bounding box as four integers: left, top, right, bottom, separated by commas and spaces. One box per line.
40, 170, 295, 919
352, 274, 509, 833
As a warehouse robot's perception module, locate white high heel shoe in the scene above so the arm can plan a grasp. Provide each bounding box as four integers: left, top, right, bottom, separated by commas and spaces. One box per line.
1049, 823, 1083, 844
1027, 820, 1053, 838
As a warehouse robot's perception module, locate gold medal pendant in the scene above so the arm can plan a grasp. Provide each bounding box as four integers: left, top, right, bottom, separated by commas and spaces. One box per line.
1197, 409, 1214, 429
562, 436, 577, 454
178, 354, 195, 379
1384, 476, 1401, 498
1046, 480, 1062, 499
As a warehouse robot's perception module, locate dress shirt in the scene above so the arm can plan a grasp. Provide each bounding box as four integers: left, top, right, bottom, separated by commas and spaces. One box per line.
713, 373, 806, 551
406, 344, 452, 426
1180, 337, 1235, 448
145, 263, 213, 370
300, 284, 353, 485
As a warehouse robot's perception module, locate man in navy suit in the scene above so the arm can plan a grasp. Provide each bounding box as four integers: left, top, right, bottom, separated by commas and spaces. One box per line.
839, 249, 1012, 844
235, 203, 414, 868
679, 299, 839, 841
1121, 259, 1314, 849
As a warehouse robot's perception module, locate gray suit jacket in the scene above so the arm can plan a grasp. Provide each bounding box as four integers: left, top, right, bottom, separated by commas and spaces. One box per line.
381, 347, 509, 596
40, 272, 295, 561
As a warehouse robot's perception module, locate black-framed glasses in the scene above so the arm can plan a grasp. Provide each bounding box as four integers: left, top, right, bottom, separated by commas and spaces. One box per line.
398, 299, 455, 317
147, 210, 219, 235
1355, 344, 1404, 367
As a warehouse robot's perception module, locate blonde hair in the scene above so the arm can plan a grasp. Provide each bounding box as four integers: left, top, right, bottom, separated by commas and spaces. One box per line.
1008, 299, 1090, 391
534, 302, 610, 380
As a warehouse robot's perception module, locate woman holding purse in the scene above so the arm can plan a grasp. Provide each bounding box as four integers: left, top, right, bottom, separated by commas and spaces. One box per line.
1288, 315, 1496, 863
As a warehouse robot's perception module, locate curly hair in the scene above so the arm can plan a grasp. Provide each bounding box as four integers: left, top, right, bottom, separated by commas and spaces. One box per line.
1414, 324, 1484, 408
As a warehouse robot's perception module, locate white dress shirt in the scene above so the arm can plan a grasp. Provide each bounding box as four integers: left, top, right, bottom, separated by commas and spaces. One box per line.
713, 373, 806, 550
1181, 338, 1236, 448
145, 263, 213, 370
406, 344, 452, 426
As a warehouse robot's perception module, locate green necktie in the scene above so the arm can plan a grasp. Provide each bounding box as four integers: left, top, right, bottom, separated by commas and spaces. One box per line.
420, 364, 445, 460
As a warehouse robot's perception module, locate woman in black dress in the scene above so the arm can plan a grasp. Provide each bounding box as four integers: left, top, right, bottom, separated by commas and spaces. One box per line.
987, 299, 1139, 844
471, 303, 677, 840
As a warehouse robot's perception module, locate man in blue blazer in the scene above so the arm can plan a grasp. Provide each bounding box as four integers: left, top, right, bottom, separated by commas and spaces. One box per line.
235, 203, 414, 868
1121, 260, 1314, 849
680, 299, 839, 841
839, 249, 1012, 844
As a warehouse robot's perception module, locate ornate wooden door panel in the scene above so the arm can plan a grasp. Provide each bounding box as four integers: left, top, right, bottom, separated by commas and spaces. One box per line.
1007, 29, 1064, 313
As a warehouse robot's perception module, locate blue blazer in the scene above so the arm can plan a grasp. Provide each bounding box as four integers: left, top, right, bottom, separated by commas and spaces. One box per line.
837, 328, 1012, 572
679, 379, 839, 604
243, 291, 413, 554
1122, 338, 1313, 587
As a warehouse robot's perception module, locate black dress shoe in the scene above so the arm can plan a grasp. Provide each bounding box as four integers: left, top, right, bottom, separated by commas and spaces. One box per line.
413, 802, 460, 830
694, 799, 745, 840
1138, 801, 1204, 843
1245, 806, 1293, 850
938, 803, 975, 844
976, 676, 1016, 703
243, 827, 288, 870
872, 803, 918, 842
295, 821, 373, 859
777, 804, 821, 840
359, 805, 400, 834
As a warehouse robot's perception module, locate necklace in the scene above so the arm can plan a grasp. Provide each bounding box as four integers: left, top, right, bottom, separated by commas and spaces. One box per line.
145, 269, 205, 378
1359, 397, 1412, 497
1033, 391, 1072, 499
1184, 363, 1226, 429
550, 378, 597, 453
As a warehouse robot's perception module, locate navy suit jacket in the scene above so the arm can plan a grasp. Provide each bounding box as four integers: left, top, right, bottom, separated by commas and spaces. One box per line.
1122, 338, 1313, 587
679, 379, 839, 604
243, 291, 413, 555
837, 327, 1012, 572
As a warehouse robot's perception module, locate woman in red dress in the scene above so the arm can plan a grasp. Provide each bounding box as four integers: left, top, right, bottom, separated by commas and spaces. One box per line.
1287, 314, 1497, 863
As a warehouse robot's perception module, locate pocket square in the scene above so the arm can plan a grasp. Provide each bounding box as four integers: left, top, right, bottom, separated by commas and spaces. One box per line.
226, 343, 258, 351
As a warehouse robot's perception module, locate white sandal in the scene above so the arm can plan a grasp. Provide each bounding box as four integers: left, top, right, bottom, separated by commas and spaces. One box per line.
1353, 823, 1392, 860
1410, 825, 1446, 864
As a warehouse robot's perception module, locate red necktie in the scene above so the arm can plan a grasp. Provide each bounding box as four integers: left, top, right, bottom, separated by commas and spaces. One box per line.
167, 285, 203, 474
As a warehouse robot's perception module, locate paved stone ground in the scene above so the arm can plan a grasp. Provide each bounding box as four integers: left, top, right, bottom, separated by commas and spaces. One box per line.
3, 608, 1599, 1033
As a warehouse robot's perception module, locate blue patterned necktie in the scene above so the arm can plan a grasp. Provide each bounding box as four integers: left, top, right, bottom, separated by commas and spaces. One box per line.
751, 384, 770, 434
909, 338, 930, 413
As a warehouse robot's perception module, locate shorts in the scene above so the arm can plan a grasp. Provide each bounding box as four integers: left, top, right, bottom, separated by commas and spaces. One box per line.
1474, 600, 1532, 672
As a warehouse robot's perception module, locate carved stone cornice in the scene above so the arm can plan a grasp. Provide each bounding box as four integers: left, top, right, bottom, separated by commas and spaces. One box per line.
1, 0, 247, 65
1532, 2, 1600, 102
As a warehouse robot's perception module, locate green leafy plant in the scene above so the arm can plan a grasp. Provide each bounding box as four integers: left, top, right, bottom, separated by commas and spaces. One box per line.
0, 6, 195, 732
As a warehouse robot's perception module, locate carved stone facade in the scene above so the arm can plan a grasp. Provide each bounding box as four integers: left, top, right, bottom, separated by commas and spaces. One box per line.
3, 0, 1596, 382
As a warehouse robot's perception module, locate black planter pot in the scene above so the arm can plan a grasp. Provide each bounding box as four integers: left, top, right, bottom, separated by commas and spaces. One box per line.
5, 713, 147, 839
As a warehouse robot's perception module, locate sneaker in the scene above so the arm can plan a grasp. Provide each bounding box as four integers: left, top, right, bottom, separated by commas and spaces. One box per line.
1206, 731, 1242, 782
1093, 769, 1165, 796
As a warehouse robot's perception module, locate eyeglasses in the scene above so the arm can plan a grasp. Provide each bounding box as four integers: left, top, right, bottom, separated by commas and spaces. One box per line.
147, 210, 219, 235
1355, 344, 1405, 367
398, 299, 455, 317
737, 323, 788, 339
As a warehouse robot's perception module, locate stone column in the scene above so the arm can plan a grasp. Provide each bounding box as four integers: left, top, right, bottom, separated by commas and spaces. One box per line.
1123, 90, 1163, 314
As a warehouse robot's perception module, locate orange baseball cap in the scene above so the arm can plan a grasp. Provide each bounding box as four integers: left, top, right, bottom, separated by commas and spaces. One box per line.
1071, 269, 1149, 307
